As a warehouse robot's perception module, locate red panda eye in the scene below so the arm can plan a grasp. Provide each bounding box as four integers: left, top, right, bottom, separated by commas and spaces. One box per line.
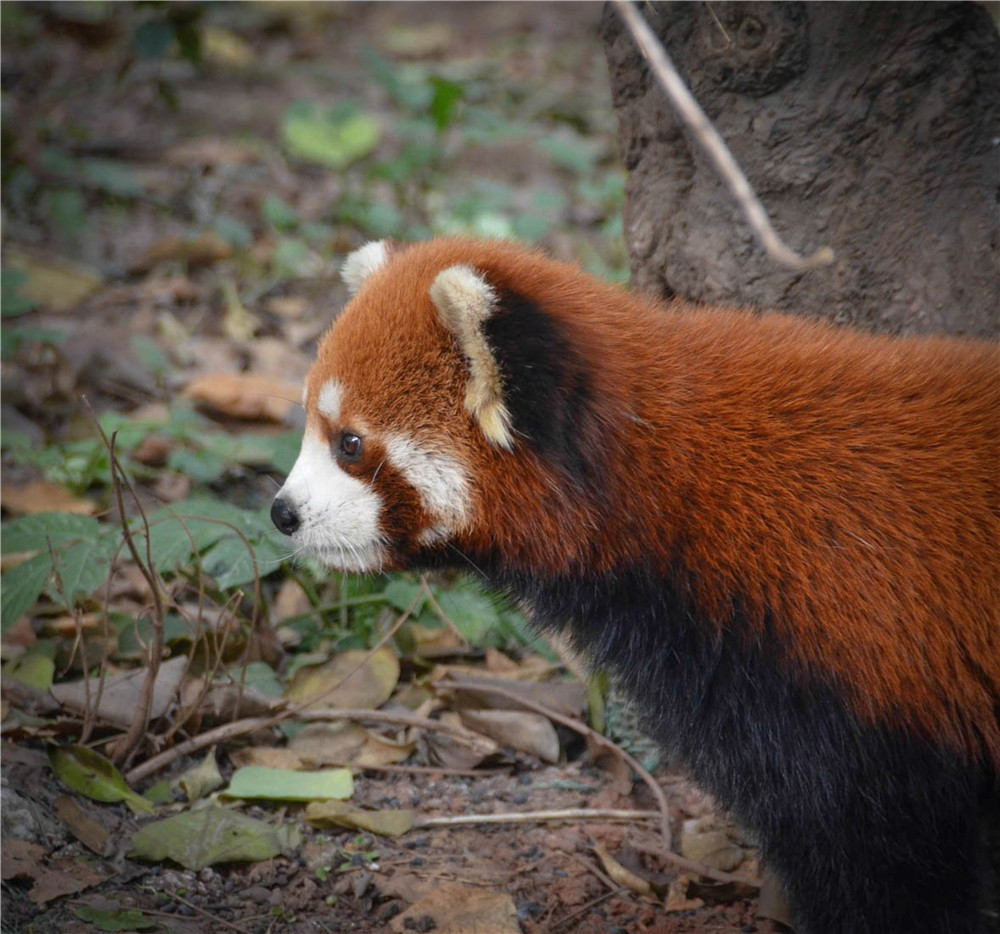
337, 431, 363, 462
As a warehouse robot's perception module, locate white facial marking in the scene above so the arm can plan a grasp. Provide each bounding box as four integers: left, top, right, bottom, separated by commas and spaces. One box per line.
317, 380, 342, 422
340, 241, 389, 295
276, 430, 385, 573
384, 434, 472, 534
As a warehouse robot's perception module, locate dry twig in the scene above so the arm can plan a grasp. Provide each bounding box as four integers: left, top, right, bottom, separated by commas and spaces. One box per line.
612, 0, 834, 272
415, 808, 660, 828
124, 707, 477, 785
97, 425, 166, 767
436, 677, 673, 849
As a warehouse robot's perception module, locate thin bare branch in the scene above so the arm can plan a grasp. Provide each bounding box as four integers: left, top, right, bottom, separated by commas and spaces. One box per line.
612, 0, 834, 272
96, 424, 165, 766
124, 706, 477, 785
435, 677, 673, 851
415, 808, 661, 828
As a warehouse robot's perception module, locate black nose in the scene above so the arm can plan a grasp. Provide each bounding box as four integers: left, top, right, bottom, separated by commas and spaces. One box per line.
270, 497, 300, 536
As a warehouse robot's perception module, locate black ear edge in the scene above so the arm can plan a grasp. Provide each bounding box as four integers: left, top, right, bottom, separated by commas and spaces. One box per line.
483, 288, 602, 485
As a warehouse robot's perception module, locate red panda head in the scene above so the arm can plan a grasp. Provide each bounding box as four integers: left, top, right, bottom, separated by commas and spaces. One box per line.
271, 238, 582, 572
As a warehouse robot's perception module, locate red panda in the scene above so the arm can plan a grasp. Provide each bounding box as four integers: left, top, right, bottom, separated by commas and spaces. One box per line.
271, 237, 1000, 934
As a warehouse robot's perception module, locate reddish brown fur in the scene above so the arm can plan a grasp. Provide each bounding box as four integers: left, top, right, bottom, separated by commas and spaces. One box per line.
316, 238, 1000, 767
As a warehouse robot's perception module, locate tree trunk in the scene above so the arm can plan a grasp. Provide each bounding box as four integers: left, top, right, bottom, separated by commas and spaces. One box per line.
601, 1, 999, 337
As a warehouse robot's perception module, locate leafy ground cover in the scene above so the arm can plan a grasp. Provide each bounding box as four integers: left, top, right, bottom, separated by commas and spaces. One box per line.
1, 4, 767, 932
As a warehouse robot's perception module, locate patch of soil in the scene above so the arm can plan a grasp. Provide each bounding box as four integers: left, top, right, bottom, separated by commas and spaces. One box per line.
3, 753, 769, 934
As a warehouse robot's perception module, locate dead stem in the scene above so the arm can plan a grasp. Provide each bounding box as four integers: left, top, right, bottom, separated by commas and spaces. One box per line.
415, 808, 660, 828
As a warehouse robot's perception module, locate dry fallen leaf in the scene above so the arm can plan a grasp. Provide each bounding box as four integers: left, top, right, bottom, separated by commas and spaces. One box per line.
443, 673, 586, 719
49, 656, 188, 728
164, 137, 256, 168
2, 838, 107, 905
379, 871, 436, 904
664, 874, 707, 913
230, 747, 306, 771
419, 711, 500, 770
305, 800, 415, 837
284, 646, 400, 711
5, 247, 103, 310
585, 732, 633, 795
390, 881, 520, 934
54, 793, 112, 856
0, 481, 97, 517
176, 747, 225, 802
290, 721, 414, 768
183, 372, 301, 423
458, 708, 560, 763
593, 841, 655, 898
132, 232, 232, 273
271, 577, 312, 624
756, 865, 793, 927
680, 817, 749, 873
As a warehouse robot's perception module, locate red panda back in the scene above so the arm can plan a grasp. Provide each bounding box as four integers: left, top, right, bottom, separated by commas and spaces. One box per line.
368, 240, 1000, 766
275, 237, 1000, 933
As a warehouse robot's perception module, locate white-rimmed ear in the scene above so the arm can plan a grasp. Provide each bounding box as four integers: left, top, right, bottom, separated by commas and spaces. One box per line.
341, 241, 390, 295
430, 264, 514, 450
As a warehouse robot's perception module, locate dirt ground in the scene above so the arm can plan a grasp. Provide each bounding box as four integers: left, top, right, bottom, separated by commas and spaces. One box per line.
2, 4, 774, 932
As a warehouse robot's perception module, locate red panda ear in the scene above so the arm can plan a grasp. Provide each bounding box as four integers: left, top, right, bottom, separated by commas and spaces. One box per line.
341, 240, 393, 296
430, 265, 515, 450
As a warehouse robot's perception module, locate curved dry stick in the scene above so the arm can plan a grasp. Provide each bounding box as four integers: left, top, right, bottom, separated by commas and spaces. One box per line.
437, 678, 760, 887
434, 678, 672, 849
124, 707, 476, 785
612, 0, 834, 272
415, 808, 661, 828
101, 429, 165, 766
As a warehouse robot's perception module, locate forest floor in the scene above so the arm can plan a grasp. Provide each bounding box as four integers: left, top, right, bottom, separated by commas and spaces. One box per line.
2, 4, 772, 933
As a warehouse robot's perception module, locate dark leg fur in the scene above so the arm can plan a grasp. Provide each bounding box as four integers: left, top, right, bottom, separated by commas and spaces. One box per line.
483, 561, 995, 934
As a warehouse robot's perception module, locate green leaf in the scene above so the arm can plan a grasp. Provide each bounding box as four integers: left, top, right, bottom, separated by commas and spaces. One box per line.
135, 501, 277, 583
436, 584, 502, 646
538, 135, 598, 175
44, 188, 88, 235
175, 19, 202, 65
134, 20, 175, 59
203, 531, 286, 591
282, 101, 381, 170
271, 236, 311, 278
81, 159, 143, 198
130, 805, 302, 870
363, 49, 432, 112
139, 511, 236, 576
266, 431, 304, 475
224, 765, 354, 802
50, 535, 117, 605
429, 76, 463, 131
1, 553, 52, 631
261, 195, 300, 232
48, 745, 154, 814
1, 326, 65, 359
382, 577, 425, 614
1, 267, 39, 317
117, 614, 194, 656
213, 215, 254, 250
231, 660, 285, 697
130, 335, 171, 378
72, 906, 158, 932
3, 648, 55, 690
167, 445, 228, 483
1, 512, 101, 554
143, 780, 173, 806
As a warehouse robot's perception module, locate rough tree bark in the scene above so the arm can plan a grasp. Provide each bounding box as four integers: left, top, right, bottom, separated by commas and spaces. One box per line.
601, 2, 999, 337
